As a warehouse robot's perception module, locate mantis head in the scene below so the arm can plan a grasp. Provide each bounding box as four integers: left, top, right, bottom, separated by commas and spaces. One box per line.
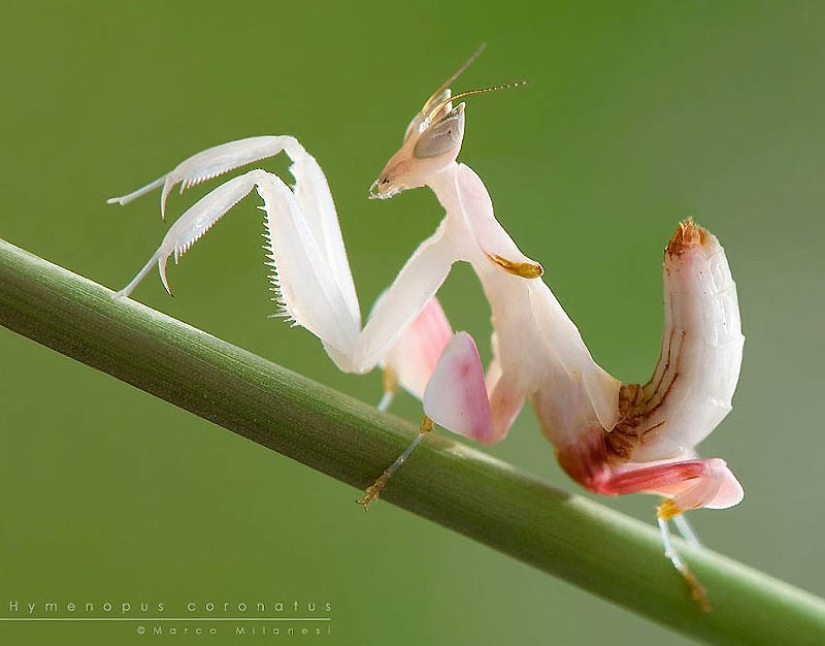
369, 46, 525, 199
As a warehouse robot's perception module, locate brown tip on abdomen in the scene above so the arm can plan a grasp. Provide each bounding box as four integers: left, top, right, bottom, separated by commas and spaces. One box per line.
666, 218, 709, 256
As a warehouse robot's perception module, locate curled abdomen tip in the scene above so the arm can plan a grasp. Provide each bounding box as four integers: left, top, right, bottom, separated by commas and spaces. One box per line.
666, 218, 710, 256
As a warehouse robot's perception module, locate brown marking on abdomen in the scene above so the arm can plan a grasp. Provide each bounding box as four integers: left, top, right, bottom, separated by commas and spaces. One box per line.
606, 330, 686, 460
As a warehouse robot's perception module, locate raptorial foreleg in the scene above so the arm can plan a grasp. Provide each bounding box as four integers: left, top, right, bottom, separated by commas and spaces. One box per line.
111, 142, 467, 376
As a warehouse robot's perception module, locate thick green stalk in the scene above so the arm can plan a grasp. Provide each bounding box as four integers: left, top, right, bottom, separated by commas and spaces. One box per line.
0, 236, 822, 645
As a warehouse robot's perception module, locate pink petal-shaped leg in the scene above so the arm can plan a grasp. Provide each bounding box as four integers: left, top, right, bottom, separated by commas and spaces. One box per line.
596, 456, 743, 611
379, 296, 453, 410
358, 331, 494, 509
599, 457, 743, 518
485, 357, 526, 443
423, 332, 494, 444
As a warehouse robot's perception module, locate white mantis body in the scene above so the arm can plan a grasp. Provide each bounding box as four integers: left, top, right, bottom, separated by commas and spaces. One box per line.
109, 50, 744, 608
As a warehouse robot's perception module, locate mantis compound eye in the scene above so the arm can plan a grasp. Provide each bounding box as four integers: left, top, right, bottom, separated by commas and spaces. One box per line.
414, 103, 465, 160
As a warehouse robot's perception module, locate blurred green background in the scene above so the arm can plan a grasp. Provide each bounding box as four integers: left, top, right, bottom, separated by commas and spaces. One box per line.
1, 1, 823, 644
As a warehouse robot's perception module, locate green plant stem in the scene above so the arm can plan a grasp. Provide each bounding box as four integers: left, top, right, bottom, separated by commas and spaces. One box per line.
0, 236, 822, 645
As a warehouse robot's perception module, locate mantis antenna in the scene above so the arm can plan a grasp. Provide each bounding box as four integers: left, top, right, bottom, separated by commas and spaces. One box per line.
423, 81, 528, 126
416, 43, 527, 130
421, 43, 488, 112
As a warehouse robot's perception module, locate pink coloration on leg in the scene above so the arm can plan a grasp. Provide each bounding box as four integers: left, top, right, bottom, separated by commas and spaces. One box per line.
423, 332, 495, 444
556, 430, 744, 518
485, 359, 526, 443
381, 297, 452, 400
644, 461, 744, 515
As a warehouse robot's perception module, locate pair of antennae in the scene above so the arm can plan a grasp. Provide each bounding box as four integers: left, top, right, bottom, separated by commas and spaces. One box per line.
422, 43, 527, 121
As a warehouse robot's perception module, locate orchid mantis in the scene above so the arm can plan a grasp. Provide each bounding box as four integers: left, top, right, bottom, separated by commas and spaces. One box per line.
108, 49, 744, 608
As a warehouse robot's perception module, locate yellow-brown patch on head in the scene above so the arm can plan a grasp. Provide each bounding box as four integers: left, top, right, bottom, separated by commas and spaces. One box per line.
486, 253, 544, 279
666, 218, 709, 256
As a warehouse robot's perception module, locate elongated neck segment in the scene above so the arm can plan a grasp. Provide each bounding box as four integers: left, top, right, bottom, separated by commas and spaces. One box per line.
425, 163, 477, 248
426, 163, 544, 276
